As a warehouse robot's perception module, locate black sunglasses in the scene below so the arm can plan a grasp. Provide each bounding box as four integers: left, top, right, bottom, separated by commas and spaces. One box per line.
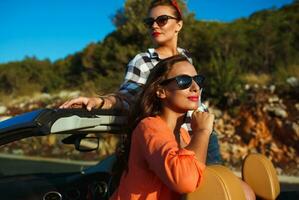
143, 15, 178, 28
160, 74, 205, 90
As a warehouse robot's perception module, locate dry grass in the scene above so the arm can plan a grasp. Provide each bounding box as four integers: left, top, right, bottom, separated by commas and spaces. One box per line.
241, 73, 272, 85
274, 64, 299, 84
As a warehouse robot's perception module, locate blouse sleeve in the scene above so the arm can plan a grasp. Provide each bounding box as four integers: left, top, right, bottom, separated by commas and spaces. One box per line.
135, 118, 206, 194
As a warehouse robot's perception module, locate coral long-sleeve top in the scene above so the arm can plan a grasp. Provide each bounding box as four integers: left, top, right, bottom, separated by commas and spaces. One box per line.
110, 116, 205, 200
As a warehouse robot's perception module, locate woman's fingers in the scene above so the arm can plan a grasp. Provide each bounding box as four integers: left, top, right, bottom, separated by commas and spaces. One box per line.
191, 111, 215, 134
86, 98, 102, 111
59, 97, 89, 109
59, 97, 105, 111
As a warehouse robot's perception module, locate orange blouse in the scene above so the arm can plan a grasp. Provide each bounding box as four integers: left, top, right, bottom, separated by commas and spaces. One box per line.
110, 116, 205, 200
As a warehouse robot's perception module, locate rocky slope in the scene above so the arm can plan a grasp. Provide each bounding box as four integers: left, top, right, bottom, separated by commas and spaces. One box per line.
211, 85, 298, 176
0, 85, 298, 176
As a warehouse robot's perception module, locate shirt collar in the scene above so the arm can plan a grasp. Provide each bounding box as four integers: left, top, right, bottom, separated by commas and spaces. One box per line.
147, 48, 159, 59
147, 48, 185, 60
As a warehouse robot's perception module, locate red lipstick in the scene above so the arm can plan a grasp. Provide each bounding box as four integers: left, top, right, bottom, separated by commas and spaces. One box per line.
188, 96, 199, 102
152, 32, 160, 37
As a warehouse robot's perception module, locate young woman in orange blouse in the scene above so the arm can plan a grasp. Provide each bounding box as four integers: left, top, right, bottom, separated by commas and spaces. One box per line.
110, 55, 213, 200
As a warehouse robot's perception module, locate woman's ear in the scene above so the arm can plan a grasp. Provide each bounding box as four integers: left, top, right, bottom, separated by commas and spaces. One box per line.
175, 20, 183, 33
156, 87, 166, 99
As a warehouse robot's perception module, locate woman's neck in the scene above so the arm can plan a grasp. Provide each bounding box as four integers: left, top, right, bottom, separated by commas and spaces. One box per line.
155, 41, 178, 59
159, 109, 185, 134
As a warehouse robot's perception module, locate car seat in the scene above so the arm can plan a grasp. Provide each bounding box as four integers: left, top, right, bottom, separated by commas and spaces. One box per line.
242, 153, 280, 200
185, 153, 280, 200
184, 165, 247, 200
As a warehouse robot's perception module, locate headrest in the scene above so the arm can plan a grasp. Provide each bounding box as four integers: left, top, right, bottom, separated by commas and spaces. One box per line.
242, 153, 280, 200
184, 165, 246, 200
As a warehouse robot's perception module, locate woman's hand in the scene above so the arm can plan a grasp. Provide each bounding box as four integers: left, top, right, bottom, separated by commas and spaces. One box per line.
185, 111, 215, 163
191, 110, 214, 135
59, 96, 104, 111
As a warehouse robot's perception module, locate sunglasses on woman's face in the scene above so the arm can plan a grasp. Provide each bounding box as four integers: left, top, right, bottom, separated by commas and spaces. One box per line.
160, 74, 205, 90
143, 15, 178, 28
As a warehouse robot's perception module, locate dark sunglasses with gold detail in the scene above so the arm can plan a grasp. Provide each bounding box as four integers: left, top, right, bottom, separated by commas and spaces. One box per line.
160, 74, 205, 90
143, 15, 178, 28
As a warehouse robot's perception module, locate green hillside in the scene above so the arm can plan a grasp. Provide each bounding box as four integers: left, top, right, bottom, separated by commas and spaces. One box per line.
0, 0, 298, 106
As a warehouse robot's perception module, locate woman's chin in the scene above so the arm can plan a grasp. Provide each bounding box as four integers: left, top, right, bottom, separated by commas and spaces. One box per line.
190, 105, 198, 110
189, 105, 199, 110
179, 106, 198, 112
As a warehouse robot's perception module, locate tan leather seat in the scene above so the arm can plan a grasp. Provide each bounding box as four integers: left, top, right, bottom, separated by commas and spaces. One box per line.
242, 153, 280, 200
184, 165, 246, 200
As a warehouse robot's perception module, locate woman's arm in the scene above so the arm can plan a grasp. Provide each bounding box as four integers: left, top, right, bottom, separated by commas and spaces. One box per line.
185, 111, 214, 164
135, 118, 207, 194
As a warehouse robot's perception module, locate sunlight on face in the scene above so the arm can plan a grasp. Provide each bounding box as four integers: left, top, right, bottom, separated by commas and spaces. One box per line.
162, 61, 201, 112
166, 61, 197, 79
148, 5, 182, 45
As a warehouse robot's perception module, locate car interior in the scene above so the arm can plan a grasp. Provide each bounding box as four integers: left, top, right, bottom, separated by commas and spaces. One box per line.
0, 108, 281, 200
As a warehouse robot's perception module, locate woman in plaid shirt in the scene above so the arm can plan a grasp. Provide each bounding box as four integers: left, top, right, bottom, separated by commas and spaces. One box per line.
60, 0, 222, 165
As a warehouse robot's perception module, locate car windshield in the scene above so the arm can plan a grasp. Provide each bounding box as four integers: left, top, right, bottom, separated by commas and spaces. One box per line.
0, 133, 118, 177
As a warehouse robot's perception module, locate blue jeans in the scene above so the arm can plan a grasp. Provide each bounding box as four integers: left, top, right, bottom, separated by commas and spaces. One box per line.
206, 130, 222, 165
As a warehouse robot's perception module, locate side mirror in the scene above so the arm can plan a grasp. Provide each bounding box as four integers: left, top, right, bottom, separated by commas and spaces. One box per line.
75, 137, 99, 152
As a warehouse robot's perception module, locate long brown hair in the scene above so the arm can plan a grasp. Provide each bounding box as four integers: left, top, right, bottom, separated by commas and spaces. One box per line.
111, 55, 190, 191
128, 55, 190, 161
130, 54, 189, 129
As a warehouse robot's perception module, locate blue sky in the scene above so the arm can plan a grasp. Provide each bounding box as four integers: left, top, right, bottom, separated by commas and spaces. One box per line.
0, 0, 294, 64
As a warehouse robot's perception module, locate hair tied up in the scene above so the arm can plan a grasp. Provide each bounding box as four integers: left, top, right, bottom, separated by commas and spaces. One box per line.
170, 0, 182, 19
